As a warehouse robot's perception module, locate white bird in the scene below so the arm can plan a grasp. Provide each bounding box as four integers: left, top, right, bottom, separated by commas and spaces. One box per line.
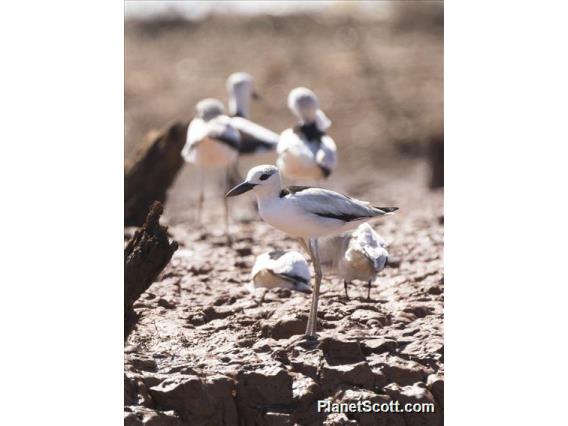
319, 223, 390, 300
226, 72, 259, 119
250, 250, 311, 292
226, 72, 280, 155
226, 165, 398, 338
181, 98, 240, 233
277, 87, 337, 181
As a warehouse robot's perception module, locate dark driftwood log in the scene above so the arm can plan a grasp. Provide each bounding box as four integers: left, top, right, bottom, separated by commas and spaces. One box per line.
125, 121, 189, 226
124, 202, 178, 339
429, 134, 444, 189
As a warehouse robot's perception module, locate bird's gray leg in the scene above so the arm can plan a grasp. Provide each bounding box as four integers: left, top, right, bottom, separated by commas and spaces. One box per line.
304, 239, 315, 335
367, 279, 372, 301
224, 167, 233, 245
305, 238, 322, 339
196, 168, 205, 224
344, 280, 350, 300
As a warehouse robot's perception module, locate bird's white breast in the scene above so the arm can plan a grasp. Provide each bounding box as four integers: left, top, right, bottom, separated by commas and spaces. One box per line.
339, 249, 375, 282
258, 196, 310, 237
188, 137, 238, 167
183, 117, 239, 167
277, 129, 331, 180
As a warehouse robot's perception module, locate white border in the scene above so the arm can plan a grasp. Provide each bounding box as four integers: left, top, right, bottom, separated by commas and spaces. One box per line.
446, 1, 568, 424
1, 1, 567, 424
0, 1, 123, 424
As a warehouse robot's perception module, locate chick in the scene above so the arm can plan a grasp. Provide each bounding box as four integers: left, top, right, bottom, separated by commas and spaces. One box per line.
319, 223, 389, 300
250, 250, 311, 293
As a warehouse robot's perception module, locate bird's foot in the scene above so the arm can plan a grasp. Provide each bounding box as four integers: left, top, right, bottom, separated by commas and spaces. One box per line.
284, 333, 319, 352
303, 333, 318, 342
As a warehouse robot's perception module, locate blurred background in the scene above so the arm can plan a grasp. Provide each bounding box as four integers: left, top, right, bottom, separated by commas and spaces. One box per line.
125, 1, 443, 224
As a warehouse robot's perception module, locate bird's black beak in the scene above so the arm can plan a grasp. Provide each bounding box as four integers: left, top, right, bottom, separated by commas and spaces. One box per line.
252, 91, 262, 101
225, 181, 256, 197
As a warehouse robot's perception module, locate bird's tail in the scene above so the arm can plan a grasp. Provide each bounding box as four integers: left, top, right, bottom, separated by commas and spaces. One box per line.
293, 281, 312, 294
374, 206, 399, 215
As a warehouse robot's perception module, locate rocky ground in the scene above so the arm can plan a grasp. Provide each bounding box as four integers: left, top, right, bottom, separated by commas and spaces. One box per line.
124, 165, 444, 426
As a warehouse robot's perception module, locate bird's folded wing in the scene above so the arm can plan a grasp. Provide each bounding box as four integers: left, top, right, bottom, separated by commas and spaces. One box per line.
289, 188, 384, 221
272, 270, 311, 292
269, 253, 310, 279
320, 135, 337, 153
182, 117, 241, 152
230, 116, 279, 154
275, 272, 310, 285
315, 136, 338, 174
207, 118, 241, 150
354, 223, 388, 248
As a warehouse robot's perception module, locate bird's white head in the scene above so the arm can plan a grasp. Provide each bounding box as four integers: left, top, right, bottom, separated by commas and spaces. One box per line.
225, 164, 281, 198
287, 87, 331, 131
195, 98, 225, 121
226, 72, 259, 118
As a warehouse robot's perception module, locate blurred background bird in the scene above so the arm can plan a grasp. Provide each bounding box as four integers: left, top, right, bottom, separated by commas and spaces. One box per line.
225, 72, 280, 188
226, 71, 258, 119
319, 223, 390, 300
226, 72, 279, 156
181, 98, 240, 234
277, 87, 337, 182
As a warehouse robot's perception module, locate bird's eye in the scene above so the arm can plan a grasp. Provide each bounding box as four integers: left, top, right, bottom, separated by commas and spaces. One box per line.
259, 173, 270, 181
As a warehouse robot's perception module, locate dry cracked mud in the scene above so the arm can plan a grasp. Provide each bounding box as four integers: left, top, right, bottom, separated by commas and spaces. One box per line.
124, 171, 443, 426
